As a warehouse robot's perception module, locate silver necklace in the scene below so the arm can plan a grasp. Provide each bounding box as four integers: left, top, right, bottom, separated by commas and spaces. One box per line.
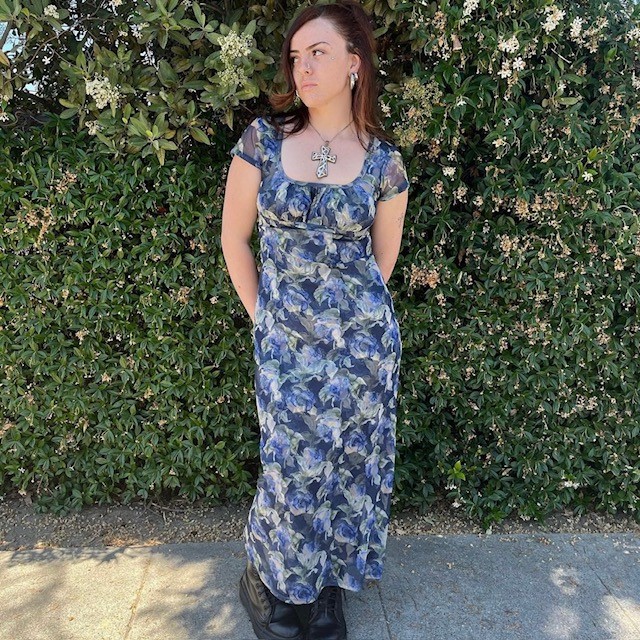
307, 119, 353, 179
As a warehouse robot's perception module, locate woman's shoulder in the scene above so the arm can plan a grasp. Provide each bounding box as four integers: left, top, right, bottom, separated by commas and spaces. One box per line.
248, 114, 288, 136
375, 135, 402, 155
370, 136, 404, 173
246, 115, 268, 133
238, 115, 282, 162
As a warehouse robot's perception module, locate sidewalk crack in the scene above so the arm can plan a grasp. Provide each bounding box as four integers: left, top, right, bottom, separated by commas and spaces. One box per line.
579, 543, 640, 635
374, 581, 393, 640
123, 555, 153, 640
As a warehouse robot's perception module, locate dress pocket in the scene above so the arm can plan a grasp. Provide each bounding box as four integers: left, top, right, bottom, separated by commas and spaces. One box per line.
380, 272, 392, 299
252, 279, 263, 338
252, 296, 259, 332
371, 258, 394, 306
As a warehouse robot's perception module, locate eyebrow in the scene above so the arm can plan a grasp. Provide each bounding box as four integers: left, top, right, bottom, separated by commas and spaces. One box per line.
289, 41, 331, 53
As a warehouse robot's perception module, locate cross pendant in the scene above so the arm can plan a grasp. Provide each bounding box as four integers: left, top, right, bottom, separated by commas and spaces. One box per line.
311, 143, 337, 179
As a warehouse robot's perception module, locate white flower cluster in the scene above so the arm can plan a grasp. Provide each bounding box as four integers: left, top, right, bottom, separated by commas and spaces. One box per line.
542, 4, 565, 34
454, 183, 468, 203
85, 120, 102, 135
85, 75, 121, 109
497, 34, 526, 81
498, 61, 512, 78
625, 26, 640, 43
110, 0, 123, 9
219, 31, 252, 65
219, 66, 247, 89
570, 16, 584, 39
498, 35, 519, 54
44, 4, 59, 19
130, 21, 149, 40
442, 166, 455, 179
216, 31, 253, 89
462, 0, 479, 19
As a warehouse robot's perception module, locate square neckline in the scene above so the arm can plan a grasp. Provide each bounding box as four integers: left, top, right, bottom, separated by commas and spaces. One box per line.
275, 122, 376, 189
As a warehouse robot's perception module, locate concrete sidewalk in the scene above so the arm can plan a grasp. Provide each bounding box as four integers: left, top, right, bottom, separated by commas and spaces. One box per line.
1, 533, 638, 640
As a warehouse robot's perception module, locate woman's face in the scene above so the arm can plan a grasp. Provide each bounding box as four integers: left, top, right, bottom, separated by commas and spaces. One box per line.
288, 17, 360, 108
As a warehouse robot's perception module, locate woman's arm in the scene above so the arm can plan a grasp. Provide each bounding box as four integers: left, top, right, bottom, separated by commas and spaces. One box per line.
370, 188, 409, 284
221, 155, 262, 324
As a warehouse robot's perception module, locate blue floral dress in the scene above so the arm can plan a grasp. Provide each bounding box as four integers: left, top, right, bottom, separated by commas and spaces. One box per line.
230, 115, 409, 605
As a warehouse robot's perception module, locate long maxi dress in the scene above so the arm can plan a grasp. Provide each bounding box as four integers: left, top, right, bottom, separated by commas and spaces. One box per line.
230, 115, 409, 605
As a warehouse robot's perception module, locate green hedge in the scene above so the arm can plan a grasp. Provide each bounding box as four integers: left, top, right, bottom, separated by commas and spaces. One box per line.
0, 119, 264, 512
1, 0, 639, 526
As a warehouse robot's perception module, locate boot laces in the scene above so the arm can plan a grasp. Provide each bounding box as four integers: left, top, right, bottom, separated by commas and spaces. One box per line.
262, 585, 279, 608
249, 564, 280, 609
315, 586, 340, 614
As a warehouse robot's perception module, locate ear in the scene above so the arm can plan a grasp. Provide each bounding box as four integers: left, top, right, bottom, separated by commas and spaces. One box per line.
349, 53, 361, 74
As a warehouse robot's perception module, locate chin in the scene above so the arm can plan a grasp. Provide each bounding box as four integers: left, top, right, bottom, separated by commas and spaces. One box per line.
302, 96, 329, 109
304, 99, 320, 107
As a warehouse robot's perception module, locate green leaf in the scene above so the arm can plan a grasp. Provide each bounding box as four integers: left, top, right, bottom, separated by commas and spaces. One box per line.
193, 1, 205, 27
224, 108, 233, 129
158, 28, 168, 49
244, 19, 257, 37
157, 139, 178, 150
557, 97, 581, 106
189, 127, 210, 144
0, 0, 14, 20
60, 108, 78, 119
158, 59, 178, 87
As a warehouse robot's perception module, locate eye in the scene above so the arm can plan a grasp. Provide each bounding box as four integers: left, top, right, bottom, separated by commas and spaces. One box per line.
313, 49, 324, 56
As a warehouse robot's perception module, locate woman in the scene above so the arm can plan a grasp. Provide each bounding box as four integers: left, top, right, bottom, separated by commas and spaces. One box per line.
222, 1, 409, 638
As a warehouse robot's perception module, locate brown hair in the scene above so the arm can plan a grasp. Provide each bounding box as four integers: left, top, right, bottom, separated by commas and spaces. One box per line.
265, 0, 393, 148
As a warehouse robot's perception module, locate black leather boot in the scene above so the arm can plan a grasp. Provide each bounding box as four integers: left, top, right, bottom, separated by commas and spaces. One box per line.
307, 586, 347, 640
239, 560, 306, 640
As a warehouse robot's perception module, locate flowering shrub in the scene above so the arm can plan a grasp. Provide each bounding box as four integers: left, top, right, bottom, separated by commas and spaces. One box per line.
0, 118, 261, 513
388, 0, 640, 526
0, 0, 279, 159
1, 0, 639, 526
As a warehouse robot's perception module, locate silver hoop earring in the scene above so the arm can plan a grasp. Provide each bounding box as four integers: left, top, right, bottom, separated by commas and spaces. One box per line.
294, 89, 301, 106
350, 71, 358, 90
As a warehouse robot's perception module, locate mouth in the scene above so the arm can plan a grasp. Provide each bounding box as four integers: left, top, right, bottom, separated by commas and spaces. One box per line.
301, 83, 317, 90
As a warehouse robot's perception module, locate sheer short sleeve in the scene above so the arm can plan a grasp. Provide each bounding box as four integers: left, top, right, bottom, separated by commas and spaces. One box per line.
229, 117, 263, 170
379, 147, 409, 202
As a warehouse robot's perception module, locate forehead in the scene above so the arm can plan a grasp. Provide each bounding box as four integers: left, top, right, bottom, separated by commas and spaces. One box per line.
290, 17, 342, 50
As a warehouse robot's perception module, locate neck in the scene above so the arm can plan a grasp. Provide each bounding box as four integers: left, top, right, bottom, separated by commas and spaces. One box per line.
306, 99, 355, 141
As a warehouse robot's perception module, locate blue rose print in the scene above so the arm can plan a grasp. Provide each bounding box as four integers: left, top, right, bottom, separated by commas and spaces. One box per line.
230, 115, 409, 604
